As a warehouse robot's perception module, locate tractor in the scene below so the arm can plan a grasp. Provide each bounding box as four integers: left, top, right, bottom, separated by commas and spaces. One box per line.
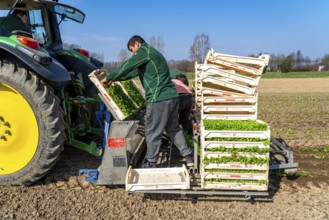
0, 0, 104, 185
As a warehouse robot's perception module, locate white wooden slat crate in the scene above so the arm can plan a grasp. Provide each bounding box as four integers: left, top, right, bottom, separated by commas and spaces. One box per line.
205, 49, 269, 77
203, 171, 268, 180
202, 105, 257, 113
206, 50, 269, 71
197, 64, 261, 87
202, 76, 257, 95
199, 121, 270, 191
201, 113, 257, 120
203, 182, 268, 191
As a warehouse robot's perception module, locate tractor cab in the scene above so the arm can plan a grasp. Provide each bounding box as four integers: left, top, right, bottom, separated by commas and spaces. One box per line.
0, 0, 104, 186
0, 0, 84, 50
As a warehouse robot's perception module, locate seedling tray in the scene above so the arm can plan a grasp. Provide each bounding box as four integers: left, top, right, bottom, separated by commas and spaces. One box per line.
201, 129, 271, 140
203, 171, 268, 180
89, 70, 145, 120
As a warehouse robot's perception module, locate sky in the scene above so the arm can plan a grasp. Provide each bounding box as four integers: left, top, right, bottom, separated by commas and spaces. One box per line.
58, 0, 328, 62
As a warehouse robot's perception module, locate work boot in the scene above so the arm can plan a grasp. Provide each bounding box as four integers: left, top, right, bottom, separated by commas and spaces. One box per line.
141, 161, 157, 169
185, 155, 194, 167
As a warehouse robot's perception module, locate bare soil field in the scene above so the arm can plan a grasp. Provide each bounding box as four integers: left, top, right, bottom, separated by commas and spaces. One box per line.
1, 78, 329, 220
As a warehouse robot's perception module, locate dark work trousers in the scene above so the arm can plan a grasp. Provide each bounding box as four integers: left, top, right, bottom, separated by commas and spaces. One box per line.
178, 93, 193, 135
144, 97, 193, 163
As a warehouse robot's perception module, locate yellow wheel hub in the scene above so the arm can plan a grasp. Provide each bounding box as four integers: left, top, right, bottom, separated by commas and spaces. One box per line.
0, 83, 39, 175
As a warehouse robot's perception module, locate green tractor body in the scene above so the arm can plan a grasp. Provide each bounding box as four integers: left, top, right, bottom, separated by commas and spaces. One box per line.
0, 0, 104, 185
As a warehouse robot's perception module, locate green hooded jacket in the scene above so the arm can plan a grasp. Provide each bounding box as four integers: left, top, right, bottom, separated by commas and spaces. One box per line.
106, 42, 178, 103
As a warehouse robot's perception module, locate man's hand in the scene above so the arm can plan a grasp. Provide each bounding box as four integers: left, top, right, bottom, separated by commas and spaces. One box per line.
100, 77, 113, 87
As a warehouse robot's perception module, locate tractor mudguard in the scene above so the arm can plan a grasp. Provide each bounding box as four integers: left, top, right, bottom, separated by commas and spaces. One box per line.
0, 42, 71, 84
56, 49, 100, 86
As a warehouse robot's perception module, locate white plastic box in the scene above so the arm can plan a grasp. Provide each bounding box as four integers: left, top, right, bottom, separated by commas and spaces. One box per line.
125, 165, 190, 192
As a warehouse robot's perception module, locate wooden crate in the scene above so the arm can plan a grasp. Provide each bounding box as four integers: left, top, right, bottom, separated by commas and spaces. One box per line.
88, 70, 144, 120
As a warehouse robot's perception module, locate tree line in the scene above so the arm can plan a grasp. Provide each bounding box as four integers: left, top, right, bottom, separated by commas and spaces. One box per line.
64, 33, 329, 73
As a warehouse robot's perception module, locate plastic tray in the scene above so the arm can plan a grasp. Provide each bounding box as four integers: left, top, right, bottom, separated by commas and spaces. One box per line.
125, 165, 190, 192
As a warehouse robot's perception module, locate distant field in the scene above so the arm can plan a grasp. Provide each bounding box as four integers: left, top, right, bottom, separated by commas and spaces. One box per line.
186, 71, 329, 78
262, 71, 329, 78
185, 71, 329, 83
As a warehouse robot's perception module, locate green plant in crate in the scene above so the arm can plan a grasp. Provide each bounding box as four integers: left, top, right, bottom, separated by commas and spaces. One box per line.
206, 146, 270, 154
183, 130, 202, 155
204, 179, 267, 185
106, 84, 137, 116
121, 80, 146, 107
206, 137, 270, 145
203, 156, 270, 165
183, 130, 194, 148
203, 120, 268, 131
206, 169, 267, 174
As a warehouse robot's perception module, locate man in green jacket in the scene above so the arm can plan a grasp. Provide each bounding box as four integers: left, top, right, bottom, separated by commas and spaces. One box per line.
101, 35, 193, 168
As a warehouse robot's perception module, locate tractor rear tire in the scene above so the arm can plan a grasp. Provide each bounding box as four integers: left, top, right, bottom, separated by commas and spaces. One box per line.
0, 61, 66, 186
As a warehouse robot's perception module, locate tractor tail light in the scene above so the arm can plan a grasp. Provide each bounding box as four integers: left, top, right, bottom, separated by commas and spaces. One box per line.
75, 49, 90, 57
17, 36, 40, 50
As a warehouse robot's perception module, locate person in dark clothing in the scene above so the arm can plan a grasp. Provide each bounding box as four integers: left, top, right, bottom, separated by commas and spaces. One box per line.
176, 73, 189, 86
171, 75, 193, 135
101, 35, 193, 168
0, 9, 31, 34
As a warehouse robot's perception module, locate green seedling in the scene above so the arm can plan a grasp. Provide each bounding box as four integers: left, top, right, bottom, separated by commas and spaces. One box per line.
203, 119, 268, 131
275, 170, 314, 178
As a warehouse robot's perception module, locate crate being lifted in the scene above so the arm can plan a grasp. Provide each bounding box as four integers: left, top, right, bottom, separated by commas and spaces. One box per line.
88, 70, 146, 120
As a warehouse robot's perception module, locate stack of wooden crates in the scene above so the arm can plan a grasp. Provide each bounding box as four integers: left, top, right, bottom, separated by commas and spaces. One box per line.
195, 49, 271, 191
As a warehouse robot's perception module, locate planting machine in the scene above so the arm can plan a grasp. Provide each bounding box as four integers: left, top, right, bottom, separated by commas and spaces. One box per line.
0, 0, 298, 199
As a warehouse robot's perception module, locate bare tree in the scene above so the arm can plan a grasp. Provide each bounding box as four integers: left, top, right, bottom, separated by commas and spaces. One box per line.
322, 54, 329, 71
149, 36, 156, 48
63, 43, 81, 50
118, 48, 129, 64
295, 49, 303, 67
90, 52, 105, 62
149, 36, 165, 53
189, 33, 211, 63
